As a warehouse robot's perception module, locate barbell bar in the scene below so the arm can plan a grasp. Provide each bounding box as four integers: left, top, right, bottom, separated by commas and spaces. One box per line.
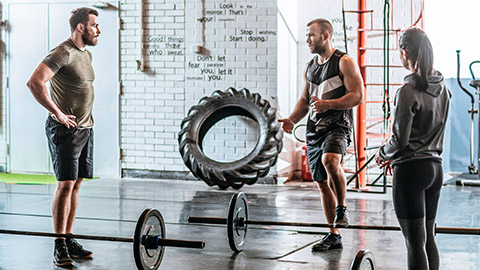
187, 192, 480, 252
0, 208, 205, 270
190, 215, 480, 235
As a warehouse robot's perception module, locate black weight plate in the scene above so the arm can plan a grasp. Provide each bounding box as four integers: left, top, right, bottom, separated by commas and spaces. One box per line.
227, 192, 249, 252
350, 249, 376, 270
134, 209, 166, 270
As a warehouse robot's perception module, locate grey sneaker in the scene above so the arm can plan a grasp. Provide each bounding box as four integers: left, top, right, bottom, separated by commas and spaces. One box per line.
312, 233, 343, 251
333, 206, 349, 227
53, 244, 73, 267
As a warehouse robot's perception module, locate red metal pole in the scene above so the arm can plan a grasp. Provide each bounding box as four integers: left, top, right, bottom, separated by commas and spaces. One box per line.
356, 0, 367, 189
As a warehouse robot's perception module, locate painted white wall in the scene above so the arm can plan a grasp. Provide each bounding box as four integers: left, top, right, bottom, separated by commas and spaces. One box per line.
0, 2, 6, 171
425, 0, 480, 78
3, 1, 120, 176
276, 0, 299, 180
277, 0, 297, 117
425, 0, 480, 173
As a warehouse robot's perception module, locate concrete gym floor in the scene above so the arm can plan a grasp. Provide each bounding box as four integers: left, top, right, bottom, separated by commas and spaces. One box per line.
0, 177, 479, 270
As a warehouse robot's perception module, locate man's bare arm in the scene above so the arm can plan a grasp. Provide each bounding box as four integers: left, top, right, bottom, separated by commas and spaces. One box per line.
26, 63, 77, 128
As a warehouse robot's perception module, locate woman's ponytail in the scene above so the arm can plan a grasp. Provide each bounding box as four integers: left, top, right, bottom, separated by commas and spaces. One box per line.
399, 28, 434, 91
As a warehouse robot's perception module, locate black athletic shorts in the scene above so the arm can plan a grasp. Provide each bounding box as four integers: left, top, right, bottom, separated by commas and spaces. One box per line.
45, 116, 94, 181
306, 127, 350, 182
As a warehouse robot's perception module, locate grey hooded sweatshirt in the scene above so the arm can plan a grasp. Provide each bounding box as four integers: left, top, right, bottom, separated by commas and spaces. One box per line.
379, 70, 450, 165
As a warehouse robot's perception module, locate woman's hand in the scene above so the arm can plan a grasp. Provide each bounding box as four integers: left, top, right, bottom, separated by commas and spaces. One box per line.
375, 150, 392, 176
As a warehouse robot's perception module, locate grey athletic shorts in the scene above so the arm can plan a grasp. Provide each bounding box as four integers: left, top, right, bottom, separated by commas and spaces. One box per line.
45, 116, 94, 181
306, 127, 350, 182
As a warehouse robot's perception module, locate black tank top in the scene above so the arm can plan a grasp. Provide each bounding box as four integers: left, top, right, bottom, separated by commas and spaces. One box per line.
305, 49, 353, 144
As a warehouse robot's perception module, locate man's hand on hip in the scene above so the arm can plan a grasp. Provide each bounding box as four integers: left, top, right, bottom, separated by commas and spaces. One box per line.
55, 112, 77, 128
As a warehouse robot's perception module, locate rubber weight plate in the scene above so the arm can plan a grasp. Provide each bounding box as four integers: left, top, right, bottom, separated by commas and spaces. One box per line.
227, 192, 249, 252
350, 249, 376, 270
134, 209, 166, 270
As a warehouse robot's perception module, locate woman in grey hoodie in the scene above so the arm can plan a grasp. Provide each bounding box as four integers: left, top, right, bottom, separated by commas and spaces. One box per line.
375, 28, 450, 270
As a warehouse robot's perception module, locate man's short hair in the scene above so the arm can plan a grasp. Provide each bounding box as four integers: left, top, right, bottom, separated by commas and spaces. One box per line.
69, 8, 98, 32
307, 18, 334, 39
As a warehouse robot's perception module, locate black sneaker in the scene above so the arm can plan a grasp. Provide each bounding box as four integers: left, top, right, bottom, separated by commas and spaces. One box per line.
333, 206, 349, 227
53, 244, 73, 267
312, 233, 343, 251
67, 238, 93, 259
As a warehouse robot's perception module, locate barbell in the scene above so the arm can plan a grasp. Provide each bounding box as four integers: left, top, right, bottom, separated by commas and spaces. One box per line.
0, 208, 205, 270
187, 192, 480, 268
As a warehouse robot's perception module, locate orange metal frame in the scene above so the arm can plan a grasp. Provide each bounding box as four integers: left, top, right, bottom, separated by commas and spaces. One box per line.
356, 0, 368, 189
353, 0, 424, 189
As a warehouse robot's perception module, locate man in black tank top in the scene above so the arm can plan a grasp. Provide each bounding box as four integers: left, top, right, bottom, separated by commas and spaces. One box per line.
279, 18, 364, 251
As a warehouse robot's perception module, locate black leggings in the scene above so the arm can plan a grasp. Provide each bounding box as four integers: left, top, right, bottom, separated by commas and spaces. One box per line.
393, 159, 443, 220
393, 159, 443, 270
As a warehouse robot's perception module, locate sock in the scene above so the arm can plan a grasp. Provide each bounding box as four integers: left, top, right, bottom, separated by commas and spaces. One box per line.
65, 236, 74, 245
328, 232, 341, 238
54, 239, 66, 249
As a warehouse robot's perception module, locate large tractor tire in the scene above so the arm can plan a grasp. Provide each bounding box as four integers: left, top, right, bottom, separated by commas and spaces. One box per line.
179, 88, 283, 189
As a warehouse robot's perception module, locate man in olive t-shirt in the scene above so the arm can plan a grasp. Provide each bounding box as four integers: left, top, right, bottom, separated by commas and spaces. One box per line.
26, 8, 100, 267
43, 38, 95, 128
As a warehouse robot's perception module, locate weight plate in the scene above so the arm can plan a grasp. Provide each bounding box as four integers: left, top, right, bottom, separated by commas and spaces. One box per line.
227, 192, 249, 252
350, 249, 376, 270
134, 209, 166, 270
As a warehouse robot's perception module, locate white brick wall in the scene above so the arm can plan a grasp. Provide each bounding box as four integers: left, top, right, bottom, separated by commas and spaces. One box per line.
202, 115, 260, 162
120, 0, 277, 174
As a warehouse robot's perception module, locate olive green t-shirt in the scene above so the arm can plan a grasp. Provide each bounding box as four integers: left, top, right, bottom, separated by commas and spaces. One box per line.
42, 39, 95, 128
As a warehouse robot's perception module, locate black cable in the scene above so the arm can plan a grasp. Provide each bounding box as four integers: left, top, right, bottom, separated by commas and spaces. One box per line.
383, 0, 391, 136
380, 0, 392, 188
